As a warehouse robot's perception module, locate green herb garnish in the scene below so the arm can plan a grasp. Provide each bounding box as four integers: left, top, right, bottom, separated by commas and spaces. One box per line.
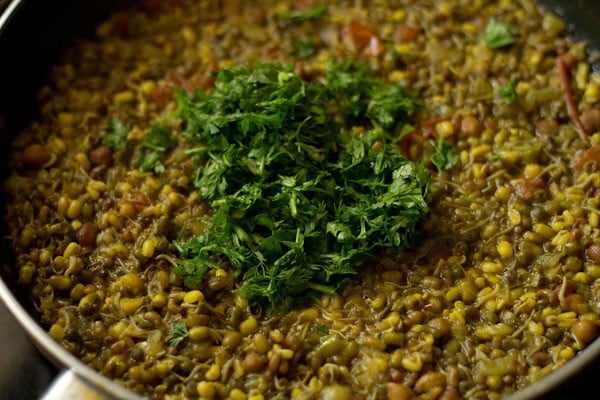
325, 61, 420, 130
101, 117, 128, 150
497, 76, 518, 104
430, 136, 458, 173
139, 123, 175, 173
490, 151, 503, 162
172, 61, 429, 314
316, 325, 330, 336
167, 321, 189, 347
139, 152, 165, 174
484, 18, 516, 49
278, 5, 327, 22
295, 38, 316, 59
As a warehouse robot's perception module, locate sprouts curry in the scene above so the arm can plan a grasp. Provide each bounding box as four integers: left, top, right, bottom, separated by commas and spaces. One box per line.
4, 1, 600, 399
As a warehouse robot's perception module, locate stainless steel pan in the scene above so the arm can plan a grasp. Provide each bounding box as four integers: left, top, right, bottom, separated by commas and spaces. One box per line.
1, 1, 600, 399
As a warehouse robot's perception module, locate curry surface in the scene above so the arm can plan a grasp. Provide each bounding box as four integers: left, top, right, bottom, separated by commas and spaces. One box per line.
4, 1, 600, 399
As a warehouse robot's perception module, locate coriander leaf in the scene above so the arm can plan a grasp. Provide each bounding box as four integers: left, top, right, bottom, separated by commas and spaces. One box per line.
484, 18, 516, 49
325, 60, 421, 127
367, 86, 420, 130
325, 60, 375, 119
139, 151, 165, 173
295, 38, 316, 59
139, 123, 175, 173
167, 321, 189, 347
278, 5, 327, 22
497, 76, 518, 104
490, 152, 503, 161
143, 124, 175, 152
430, 136, 458, 173
315, 325, 329, 336
101, 117, 128, 150
174, 62, 429, 314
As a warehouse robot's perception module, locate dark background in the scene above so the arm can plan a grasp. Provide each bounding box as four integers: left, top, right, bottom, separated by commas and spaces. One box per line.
0, 0, 600, 399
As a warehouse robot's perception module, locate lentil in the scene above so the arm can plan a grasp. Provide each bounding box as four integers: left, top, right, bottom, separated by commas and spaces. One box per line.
21, 143, 50, 169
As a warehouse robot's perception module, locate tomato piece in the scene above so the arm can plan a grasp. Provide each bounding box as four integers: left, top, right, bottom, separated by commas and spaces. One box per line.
574, 145, 600, 170
340, 21, 385, 57
396, 25, 421, 42
511, 177, 545, 200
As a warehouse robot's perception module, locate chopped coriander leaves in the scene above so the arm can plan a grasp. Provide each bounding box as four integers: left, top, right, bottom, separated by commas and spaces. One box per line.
167, 321, 189, 347
430, 136, 459, 173
324, 60, 421, 130
484, 18, 516, 49
173, 61, 429, 314
101, 116, 128, 150
497, 76, 518, 104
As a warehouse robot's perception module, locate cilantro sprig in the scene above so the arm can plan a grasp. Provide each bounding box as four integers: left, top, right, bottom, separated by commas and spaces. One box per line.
167, 321, 189, 347
430, 136, 458, 173
484, 18, 516, 49
101, 117, 128, 150
172, 61, 429, 314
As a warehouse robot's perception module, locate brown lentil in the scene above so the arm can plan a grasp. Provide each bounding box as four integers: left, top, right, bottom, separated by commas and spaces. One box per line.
89, 145, 113, 167
21, 143, 51, 169
75, 222, 99, 247
571, 319, 599, 344
4, 1, 600, 399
